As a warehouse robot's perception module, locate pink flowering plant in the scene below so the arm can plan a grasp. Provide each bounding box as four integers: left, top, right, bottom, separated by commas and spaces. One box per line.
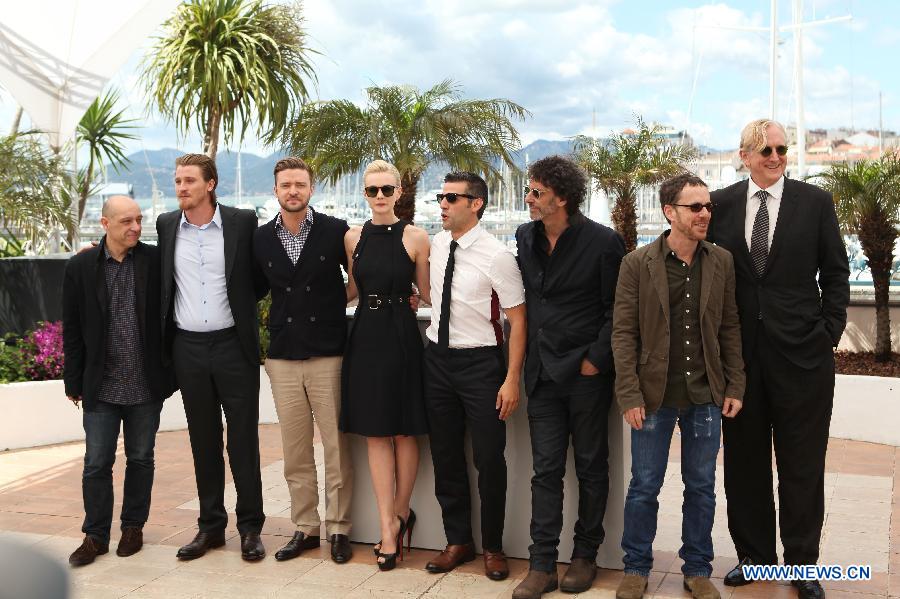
21, 321, 64, 381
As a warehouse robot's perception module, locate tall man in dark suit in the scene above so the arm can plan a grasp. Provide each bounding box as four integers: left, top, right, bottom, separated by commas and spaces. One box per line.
63, 196, 176, 566
157, 154, 269, 562
253, 157, 354, 564
708, 120, 850, 599
512, 156, 625, 599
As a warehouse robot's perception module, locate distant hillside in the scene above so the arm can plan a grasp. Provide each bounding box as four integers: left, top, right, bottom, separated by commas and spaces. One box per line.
106, 139, 577, 198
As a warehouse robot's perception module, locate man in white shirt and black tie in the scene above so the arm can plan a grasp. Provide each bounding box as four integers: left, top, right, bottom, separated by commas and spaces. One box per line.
422, 171, 526, 583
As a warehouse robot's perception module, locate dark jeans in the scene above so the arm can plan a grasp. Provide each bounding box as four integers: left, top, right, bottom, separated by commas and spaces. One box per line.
526, 373, 613, 572
622, 404, 721, 577
723, 324, 834, 566
173, 328, 264, 536
424, 345, 507, 551
82, 400, 162, 544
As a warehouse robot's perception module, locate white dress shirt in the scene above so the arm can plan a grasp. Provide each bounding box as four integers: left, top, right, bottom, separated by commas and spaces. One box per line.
174, 204, 235, 331
744, 176, 784, 251
426, 224, 525, 349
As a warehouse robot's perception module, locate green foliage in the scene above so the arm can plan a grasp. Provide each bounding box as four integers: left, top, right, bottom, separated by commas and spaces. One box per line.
141, 0, 318, 159
818, 154, 900, 360
283, 79, 529, 221
573, 116, 697, 252
0, 133, 75, 252
0, 228, 25, 258
76, 89, 139, 224
257, 293, 271, 363
0, 334, 26, 384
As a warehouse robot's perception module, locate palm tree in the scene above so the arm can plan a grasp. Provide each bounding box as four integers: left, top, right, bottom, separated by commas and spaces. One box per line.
574, 117, 697, 253
76, 89, 138, 225
819, 154, 900, 361
0, 133, 74, 253
140, 0, 317, 160
282, 79, 529, 222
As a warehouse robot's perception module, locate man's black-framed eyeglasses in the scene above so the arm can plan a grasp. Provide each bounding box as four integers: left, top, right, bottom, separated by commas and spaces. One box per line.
672, 202, 714, 213
435, 192, 476, 203
364, 185, 397, 198
759, 145, 788, 157
523, 185, 548, 199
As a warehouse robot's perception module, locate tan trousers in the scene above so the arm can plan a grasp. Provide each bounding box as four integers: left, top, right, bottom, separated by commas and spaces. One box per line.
264, 356, 353, 536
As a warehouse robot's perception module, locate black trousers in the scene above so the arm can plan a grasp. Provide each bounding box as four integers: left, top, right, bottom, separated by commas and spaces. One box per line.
723, 324, 834, 566
424, 344, 507, 552
173, 328, 265, 535
526, 373, 613, 572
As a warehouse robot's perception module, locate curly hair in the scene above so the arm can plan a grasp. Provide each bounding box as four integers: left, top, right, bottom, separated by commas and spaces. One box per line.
658, 172, 707, 224
527, 155, 588, 215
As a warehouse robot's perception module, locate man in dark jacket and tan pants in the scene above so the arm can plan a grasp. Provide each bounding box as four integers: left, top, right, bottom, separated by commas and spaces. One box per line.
611, 174, 745, 599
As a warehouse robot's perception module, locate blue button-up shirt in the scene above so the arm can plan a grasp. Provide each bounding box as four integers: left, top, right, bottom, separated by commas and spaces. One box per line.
174, 204, 235, 331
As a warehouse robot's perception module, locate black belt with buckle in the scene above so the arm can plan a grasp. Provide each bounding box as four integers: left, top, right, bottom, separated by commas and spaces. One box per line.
366, 294, 410, 310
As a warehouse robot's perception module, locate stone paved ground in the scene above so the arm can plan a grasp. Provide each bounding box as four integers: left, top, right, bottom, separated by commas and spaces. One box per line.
1, 424, 897, 598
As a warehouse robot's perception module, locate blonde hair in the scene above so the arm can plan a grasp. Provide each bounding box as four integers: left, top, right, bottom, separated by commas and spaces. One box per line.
363, 160, 401, 186
740, 119, 787, 153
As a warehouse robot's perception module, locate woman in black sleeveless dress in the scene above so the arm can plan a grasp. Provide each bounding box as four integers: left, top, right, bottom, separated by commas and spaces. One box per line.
340, 160, 431, 570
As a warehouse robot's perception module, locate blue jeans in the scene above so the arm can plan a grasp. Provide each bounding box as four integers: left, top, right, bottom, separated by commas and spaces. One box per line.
82, 400, 162, 544
621, 404, 721, 578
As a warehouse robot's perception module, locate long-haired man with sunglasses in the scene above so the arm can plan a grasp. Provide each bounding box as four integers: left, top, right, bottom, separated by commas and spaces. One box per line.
422, 171, 526, 581
512, 155, 625, 599
611, 173, 745, 599
708, 119, 849, 599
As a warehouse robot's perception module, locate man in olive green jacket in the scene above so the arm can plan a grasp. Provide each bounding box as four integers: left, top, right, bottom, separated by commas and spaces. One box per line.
611, 173, 745, 599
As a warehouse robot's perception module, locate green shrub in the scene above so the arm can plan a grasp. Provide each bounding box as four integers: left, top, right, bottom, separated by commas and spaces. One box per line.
0, 334, 27, 384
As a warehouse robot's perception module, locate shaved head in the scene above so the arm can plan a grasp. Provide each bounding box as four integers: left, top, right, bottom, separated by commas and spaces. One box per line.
101, 195, 140, 219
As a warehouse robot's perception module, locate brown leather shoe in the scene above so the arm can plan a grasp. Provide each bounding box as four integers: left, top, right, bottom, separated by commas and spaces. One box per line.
512, 569, 559, 598
483, 550, 509, 581
560, 557, 597, 592
616, 573, 648, 599
425, 543, 476, 573
69, 536, 109, 566
176, 530, 226, 560
116, 527, 143, 557
683, 576, 721, 599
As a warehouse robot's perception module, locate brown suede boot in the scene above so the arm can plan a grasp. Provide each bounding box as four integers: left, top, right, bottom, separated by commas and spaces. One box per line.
560, 557, 597, 592
116, 527, 143, 557
69, 536, 109, 566
616, 573, 648, 599
512, 569, 559, 599
683, 576, 721, 599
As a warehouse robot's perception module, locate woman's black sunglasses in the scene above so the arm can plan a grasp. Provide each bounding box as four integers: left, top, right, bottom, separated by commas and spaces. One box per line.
759, 145, 788, 157
364, 185, 397, 198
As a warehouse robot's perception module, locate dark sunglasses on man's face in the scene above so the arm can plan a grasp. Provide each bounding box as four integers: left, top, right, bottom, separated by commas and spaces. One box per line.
523, 185, 548, 199
435, 192, 476, 203
672, 202, 714, 213
759, 145, 788, 157
364, 185, 397, 198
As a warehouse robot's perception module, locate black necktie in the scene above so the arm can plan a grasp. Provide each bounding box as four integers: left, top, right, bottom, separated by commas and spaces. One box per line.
750, 190, 770, 277
437, 240, 458, 349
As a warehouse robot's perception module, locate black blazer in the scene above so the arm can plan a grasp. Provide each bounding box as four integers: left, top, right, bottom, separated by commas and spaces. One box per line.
156, 204, 267, 366
516, 213, 625, 394
62, 239, 177, 411
253, 209, 350, 359
708, 177, 850, 369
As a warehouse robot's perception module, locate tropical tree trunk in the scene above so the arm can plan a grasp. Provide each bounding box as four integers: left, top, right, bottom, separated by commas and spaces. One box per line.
77, 158, 95, 226
9, 106, 23, 137
611, 185, 638, 253
204, 107, 221, 160
395, 172, 419, 223
858, 220, 896, 360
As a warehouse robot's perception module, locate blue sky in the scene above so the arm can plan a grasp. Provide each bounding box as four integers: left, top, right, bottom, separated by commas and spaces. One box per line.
2, 0, 897, 156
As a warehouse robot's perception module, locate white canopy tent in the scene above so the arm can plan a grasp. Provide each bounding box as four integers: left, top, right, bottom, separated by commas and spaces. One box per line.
0, 0, 182, 151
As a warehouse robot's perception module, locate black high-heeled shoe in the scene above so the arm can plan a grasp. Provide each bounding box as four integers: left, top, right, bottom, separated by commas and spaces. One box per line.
376, 516, 404, 571
402, 509, 417, 555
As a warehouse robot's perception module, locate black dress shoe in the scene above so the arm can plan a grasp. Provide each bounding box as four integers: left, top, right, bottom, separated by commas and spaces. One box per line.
176, 531, 226, 560
330, 534, 352, 563
240, 532, 266, 561
792, 579, 825, 599
724, 556, 755, 587
274, 531, 320, 561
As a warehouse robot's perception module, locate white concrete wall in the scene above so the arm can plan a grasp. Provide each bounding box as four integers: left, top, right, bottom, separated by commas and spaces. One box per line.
839, 304, 900, 352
